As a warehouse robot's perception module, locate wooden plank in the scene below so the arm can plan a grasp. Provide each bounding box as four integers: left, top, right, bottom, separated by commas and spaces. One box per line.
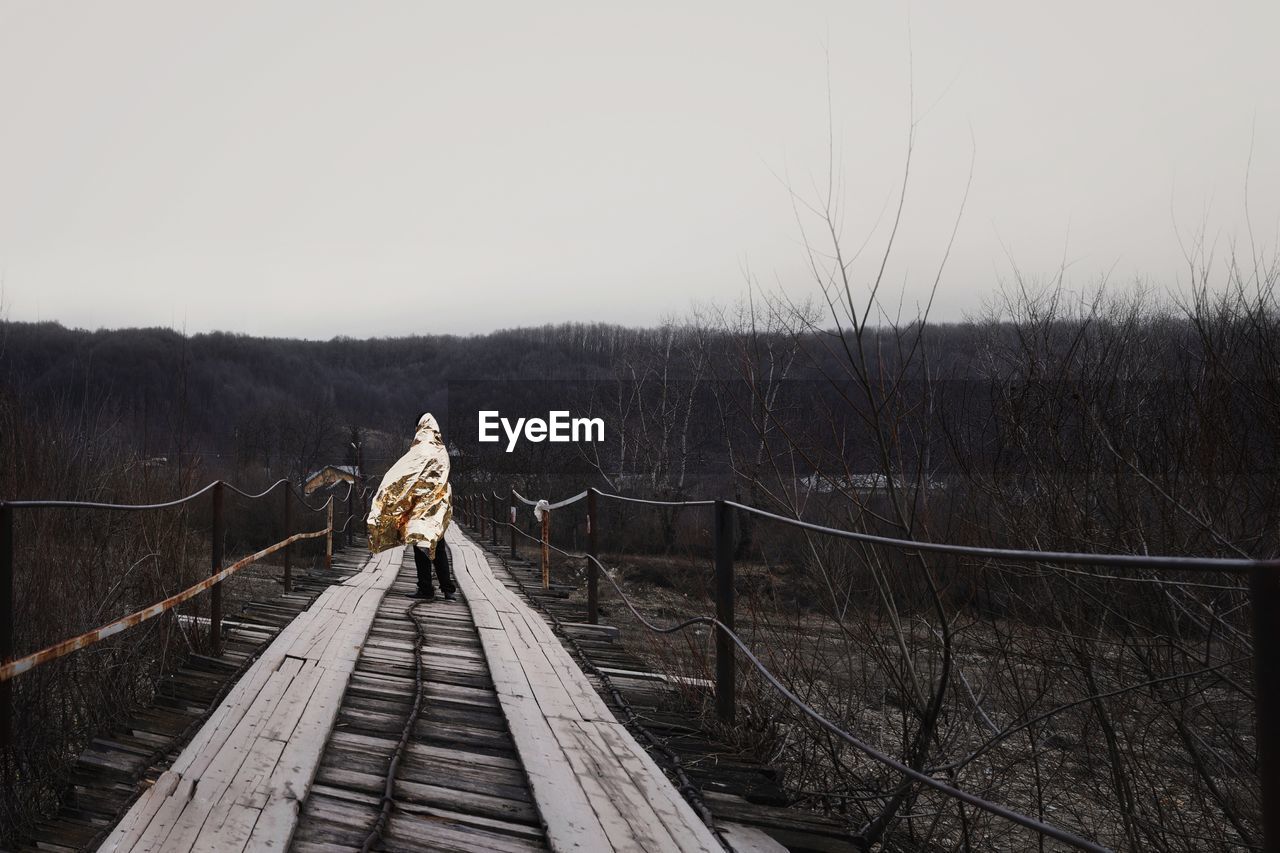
131, 776, 196, 853
546, 716, 674, 851
502, 606, 615, 723
718, 822, 790, 853
559, 622, 620, 640
102, 548, 400, 853
263, 667, 351, 804
596, 666, 714, 690
488, 691, 614, 852
314, 766, 540, 824
97, 771, 181, 852
154, 658, 308, 850
589, 719, 720, 853
448, 528, 725, 853
469, 598, 504, 630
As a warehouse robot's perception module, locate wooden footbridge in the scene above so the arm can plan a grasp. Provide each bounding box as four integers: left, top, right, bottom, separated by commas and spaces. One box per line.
4, 480, 1278, 852
96, 529, 752, 852
2, 482, 853, 853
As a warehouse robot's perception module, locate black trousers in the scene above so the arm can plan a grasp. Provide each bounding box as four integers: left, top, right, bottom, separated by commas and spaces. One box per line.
412, 541, 455, 596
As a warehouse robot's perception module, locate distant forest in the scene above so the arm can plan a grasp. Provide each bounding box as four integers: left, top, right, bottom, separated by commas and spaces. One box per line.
0, 318, 988, 491
0, 320, 647, 486
2, 302, 1275, 512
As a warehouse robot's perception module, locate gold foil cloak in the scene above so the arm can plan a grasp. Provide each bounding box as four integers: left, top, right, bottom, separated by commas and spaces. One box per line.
366, 413, 454, 556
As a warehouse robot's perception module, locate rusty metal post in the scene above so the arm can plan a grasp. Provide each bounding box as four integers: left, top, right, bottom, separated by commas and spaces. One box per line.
210, 482, 225, 657
540, 508, 551, 590
713, 499, 735, 723
490, 494, 498, 546
325, 498, 334, 571
1, 503, 14, 751
333, 491, 343, 553
587, 489, 599, 625
509, 498, 517, 558
283, 487, 293, 591
1251, 566, 1280, 852
346, 486, 355, 547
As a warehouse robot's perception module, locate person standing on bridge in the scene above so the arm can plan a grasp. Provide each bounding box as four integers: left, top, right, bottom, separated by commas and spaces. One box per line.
366, 413, 457, 601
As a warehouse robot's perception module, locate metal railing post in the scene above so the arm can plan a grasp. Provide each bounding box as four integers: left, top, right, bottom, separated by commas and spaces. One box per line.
509, 498, 517, 558
346, 485, 355, 547
283, 487, 293, 591
325, 498, 334, 571
1, 503, 14, 750
540, 508, 551, 590
333, 490, 343, 553
1251, 566, 1280, 852
713, 499, 735, 723
210, 482, 225, 657
490, 494, 498, 546
587, 488, 599, 625
480, 495, 488, 540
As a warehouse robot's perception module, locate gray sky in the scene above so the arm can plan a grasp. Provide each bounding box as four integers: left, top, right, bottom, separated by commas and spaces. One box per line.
1, 2, 1277, 337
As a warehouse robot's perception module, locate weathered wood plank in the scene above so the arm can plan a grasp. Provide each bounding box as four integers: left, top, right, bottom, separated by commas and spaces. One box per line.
101, 548, 401, 853
448, 528, 724, 853
718, 822, 790, 853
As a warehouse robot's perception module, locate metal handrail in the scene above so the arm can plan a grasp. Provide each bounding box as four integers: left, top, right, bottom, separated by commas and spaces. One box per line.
474, 488, 1278, 852
0, 527, 328, 683
0, 476, 372, 748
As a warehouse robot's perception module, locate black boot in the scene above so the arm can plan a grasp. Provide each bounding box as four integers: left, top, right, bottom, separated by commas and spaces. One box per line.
411, 544, 436, 600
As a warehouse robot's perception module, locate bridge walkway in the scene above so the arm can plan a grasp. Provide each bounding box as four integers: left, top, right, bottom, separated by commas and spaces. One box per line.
291, 542, 548, 852
97, 528, 780, 852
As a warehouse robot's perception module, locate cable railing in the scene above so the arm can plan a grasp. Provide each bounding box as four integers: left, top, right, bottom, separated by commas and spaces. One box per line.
457, 487, 1279, 853
0, 477, 374, 749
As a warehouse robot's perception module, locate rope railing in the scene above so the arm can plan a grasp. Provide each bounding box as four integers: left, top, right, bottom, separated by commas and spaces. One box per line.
2, 480, 223, 511
720, 500, 1277, 574
511, 488, 589, 510
583, 551, 1109, 853
0, 475, 375, 749
502, 487, 1279, 574
461, 487, 1279, 853
223, 478, 290, 501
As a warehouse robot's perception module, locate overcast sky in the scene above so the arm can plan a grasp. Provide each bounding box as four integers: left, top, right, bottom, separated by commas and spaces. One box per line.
1, 2, 1276, 338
